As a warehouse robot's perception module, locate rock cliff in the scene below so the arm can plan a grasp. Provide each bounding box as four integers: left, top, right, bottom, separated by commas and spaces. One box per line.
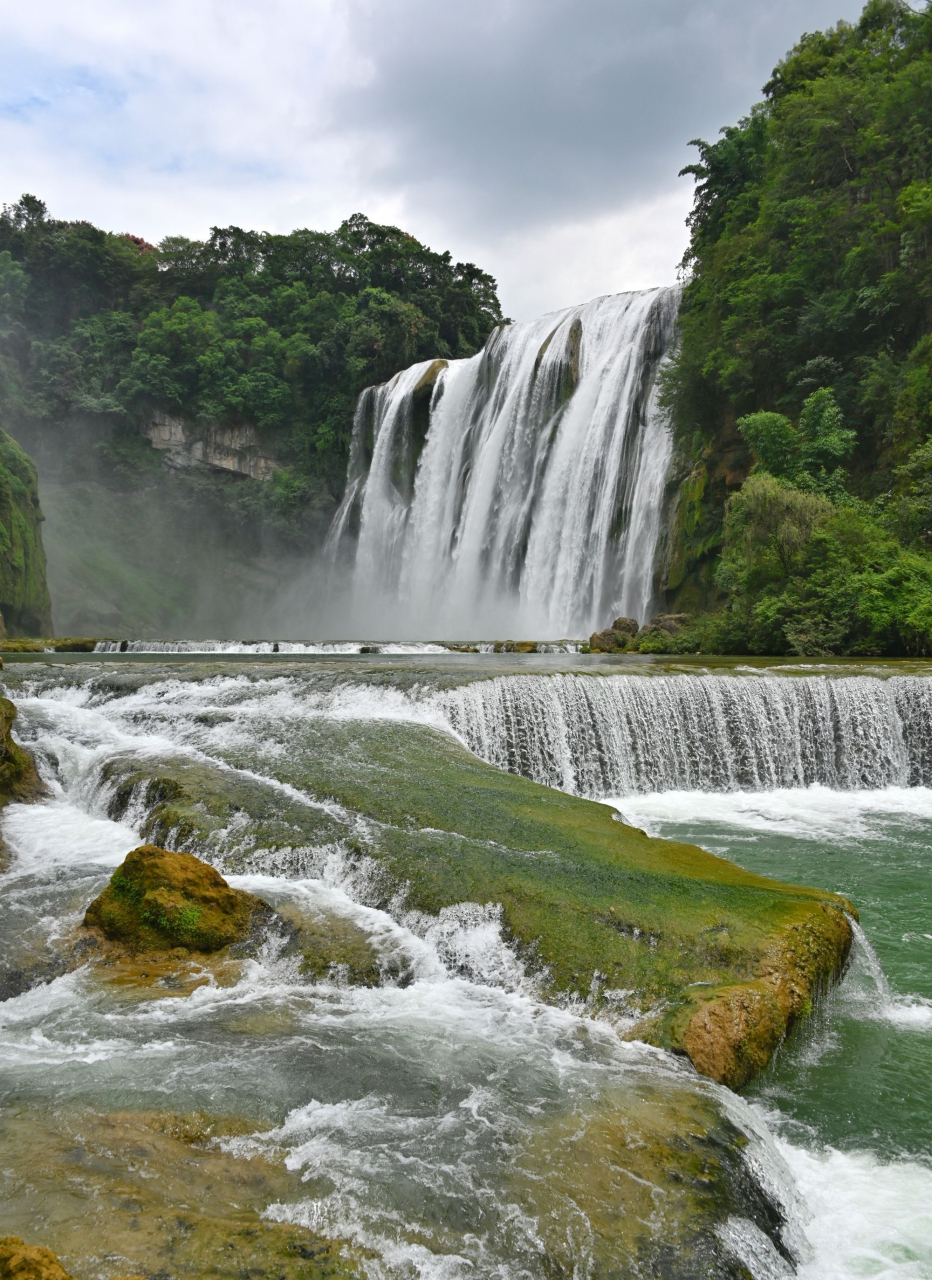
0, 430, 52, 637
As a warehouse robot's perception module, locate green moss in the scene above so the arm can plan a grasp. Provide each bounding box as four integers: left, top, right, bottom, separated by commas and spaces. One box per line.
0, 696, 43, 809
85, 845, 271, 953
0, 430, 52, 637
94, 705, 854, 1084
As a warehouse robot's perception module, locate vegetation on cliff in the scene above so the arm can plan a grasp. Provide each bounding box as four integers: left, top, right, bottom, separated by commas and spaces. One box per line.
0, 430, 51, 636
0, 200, 502, 539
664, 0, 932, 655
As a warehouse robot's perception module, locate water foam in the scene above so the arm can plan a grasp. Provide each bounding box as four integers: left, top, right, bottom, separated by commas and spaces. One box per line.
777, 1138, 932, 1279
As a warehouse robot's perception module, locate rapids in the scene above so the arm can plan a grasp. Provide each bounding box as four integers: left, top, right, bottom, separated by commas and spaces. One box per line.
1, 655, 930, 1279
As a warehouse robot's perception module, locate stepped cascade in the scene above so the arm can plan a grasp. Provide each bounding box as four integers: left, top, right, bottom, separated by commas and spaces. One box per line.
433, 672, 932, 796
327, 286, 681, 638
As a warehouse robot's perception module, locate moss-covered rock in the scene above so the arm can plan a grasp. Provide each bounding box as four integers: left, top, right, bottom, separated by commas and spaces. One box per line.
0, 1238, 73, 1280
84, 704, 857, 1089
0, 697, 43, 808
0, 430, 52, 638
84, 845, 275, 953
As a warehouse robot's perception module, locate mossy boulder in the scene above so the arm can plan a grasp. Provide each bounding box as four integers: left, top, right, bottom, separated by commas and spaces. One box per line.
0, 697, 43, 808
84, 845, 274, 953
0, 1238, 73, 1280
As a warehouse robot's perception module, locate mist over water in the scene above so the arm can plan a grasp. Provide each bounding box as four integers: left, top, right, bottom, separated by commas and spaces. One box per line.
326, 287, 680, 639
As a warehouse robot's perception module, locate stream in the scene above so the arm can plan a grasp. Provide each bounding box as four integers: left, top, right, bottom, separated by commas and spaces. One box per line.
1, 655, 930, 1279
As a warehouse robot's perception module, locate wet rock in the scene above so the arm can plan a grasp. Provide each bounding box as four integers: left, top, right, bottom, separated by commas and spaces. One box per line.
0, 1237, 72, 1280
277, 904, 387, 986
84, 845, 276, 954
0, 1110, 366, 1280
588, 627, 632, 653
665, 901, 854, 1089
0, 698, 44, 810
610, 615, 639, 636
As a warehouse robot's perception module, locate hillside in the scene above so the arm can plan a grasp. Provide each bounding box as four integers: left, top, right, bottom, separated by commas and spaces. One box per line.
663, 0, 932, 656
0, 204, 502, 634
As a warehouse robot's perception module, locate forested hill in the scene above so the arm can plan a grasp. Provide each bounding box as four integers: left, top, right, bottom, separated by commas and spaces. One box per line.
664, 0, 932, 656
0, 205, 503, 634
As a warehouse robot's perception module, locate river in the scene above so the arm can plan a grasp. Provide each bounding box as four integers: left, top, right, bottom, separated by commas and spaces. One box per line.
0, 653, 929, 1279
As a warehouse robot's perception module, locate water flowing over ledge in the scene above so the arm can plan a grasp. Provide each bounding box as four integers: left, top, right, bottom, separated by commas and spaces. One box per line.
327, 286, 681, 638
435, 671, 932, 795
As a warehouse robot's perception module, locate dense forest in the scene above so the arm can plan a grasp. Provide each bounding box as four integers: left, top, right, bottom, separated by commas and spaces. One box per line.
0, 206, 502, 633
662, 0, 932, 655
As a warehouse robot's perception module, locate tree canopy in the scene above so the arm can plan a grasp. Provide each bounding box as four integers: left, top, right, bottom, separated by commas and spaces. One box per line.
664, 0, 932, 655
0, 200, 504, 530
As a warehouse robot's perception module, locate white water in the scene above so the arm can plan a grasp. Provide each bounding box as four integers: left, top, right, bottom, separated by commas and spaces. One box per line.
433, 671, 932, 794
93, 640, 452, 654
3, 664, 932, 1276
328, 287, 680, 638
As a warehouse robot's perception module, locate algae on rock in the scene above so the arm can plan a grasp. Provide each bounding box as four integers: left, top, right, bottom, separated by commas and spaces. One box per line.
0, 429, 52, 637
84, 845, 275, 953
0, 697, 43, 810
78, 679, 856, 1090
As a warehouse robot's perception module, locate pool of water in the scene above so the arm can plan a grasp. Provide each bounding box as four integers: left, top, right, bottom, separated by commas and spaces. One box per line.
612, 786, 932, 1278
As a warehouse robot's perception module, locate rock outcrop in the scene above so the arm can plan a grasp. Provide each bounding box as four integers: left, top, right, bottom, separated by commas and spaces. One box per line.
84, 845, 275, 953
589, 616, 639, 652
140, 413, 281, 481
0, 429, 53, 637
0, 1238, 74, 1280
588, 613, 697, 654
0, 697, 43, 808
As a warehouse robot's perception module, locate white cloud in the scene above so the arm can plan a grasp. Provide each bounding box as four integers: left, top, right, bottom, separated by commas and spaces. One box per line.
0, 0, 869, 320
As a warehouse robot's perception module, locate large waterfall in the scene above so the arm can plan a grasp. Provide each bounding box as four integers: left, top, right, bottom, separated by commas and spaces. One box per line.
327, 286, 680, 638
434, 672, 932, 795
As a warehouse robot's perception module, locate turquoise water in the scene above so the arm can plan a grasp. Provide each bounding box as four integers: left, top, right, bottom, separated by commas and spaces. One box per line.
616, 786, 932, 1277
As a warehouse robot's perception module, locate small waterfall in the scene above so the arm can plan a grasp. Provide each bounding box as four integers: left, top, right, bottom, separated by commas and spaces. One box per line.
328, 287, 681, 638
434, 673, 932, 796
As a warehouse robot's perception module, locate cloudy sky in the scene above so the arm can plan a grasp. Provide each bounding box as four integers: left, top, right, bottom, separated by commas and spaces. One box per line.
1, 0, 867, 320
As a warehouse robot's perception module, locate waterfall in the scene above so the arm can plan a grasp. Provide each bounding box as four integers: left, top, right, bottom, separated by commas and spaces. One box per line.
434, 673, 932, 796
328, 286, 681, 638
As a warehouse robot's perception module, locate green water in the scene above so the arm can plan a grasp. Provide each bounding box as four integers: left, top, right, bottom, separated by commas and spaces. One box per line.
618, 789, 932, 1163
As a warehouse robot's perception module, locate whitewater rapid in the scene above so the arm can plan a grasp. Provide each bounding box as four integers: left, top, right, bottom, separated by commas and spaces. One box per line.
2, 661, 931, 1278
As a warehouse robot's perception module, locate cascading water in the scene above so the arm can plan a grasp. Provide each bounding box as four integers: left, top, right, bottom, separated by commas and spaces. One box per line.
2, 658, 931, 1278
433, 672, 932, 796
328, 286, 681, 638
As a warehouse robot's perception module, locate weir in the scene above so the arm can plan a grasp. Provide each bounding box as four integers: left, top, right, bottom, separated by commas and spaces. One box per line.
433, 672, 932, 796
327, 286, 681, 638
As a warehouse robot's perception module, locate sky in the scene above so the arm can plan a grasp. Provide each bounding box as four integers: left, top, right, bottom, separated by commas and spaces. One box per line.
1, 0, 869, 321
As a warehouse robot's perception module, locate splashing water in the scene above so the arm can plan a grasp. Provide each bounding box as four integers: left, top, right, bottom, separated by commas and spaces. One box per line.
328, 287, 680, 638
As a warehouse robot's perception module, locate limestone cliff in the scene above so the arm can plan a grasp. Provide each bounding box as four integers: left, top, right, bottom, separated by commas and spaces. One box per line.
0, 429, 52, 637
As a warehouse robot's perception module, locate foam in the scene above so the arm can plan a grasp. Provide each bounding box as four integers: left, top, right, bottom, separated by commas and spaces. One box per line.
777, 1137, 932, 1279
607, 784, 932, 843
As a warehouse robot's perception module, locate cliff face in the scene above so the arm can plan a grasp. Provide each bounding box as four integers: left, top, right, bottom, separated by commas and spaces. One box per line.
140, 413, 282, 481
0, 429, 52, 637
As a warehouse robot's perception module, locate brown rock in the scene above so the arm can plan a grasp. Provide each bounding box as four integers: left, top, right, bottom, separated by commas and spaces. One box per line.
84, 845, 274, 954
610, 616, 639, 636
0, 698, 45, 808
0, 1238, 72, 1280
647, 613, 691, 634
